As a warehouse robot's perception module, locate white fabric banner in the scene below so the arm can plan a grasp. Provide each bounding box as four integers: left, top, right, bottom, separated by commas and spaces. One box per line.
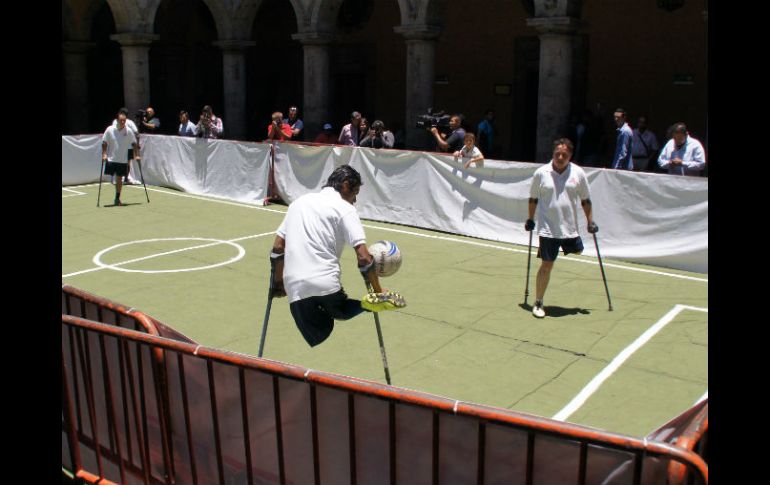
274, 143, 708, 274
61, 135, 104, 185
62, 135, 272, 205
63, 136, 707, 273
138, 135, 272, 205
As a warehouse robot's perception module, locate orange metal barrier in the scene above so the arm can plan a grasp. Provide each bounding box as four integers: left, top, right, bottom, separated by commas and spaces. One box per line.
62, 313, 707, 485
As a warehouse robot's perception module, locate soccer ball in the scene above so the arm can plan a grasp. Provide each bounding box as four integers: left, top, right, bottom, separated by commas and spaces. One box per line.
368, 240, 402, 277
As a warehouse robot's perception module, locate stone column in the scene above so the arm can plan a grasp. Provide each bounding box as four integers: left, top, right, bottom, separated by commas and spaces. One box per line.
394, 26, 441, 150
526, 17, 580, 162
110, 33, 159, 117
214, 40, 256, 140
62, 41, 95, 134
292, 33, 333, 142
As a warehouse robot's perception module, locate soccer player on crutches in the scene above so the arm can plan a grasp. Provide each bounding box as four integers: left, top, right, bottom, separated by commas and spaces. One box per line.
257, 165, 405, 384
525, 138, 603, 318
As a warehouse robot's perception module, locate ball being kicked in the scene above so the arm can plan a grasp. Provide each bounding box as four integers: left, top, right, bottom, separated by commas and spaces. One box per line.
367, 240, 402, 277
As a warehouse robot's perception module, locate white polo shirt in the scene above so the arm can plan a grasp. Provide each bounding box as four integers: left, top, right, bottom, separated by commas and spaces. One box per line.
276, 187, 367, 303
530, 162, 591, 239
102, 124, 137, 164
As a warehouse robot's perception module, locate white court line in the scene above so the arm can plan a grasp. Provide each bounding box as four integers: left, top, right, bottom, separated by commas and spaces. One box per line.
62, 231, 275, 278
62, 187, 87, 198
68, 184, 708, 283
552, 304, 708, 422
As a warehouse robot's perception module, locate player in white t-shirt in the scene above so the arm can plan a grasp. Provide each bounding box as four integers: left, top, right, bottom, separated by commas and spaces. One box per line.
269, 165, 406, 347
102, 108, 139, 206
526, 138, 598, 318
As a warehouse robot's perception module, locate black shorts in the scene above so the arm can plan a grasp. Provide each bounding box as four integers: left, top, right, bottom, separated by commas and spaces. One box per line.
104, 162, 128, 177
289, 289, 365, 347
537, 236, 584, 262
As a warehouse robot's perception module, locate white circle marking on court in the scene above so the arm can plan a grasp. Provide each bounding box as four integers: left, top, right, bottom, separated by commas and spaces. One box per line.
93, 237, 246, 274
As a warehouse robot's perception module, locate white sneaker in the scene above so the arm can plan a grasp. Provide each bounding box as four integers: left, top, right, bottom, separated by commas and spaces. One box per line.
532, 304, 545, 318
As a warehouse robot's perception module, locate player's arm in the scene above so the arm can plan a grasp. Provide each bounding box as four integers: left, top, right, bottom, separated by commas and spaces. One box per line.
355, 243, 383, 293
270, 235, 286, 297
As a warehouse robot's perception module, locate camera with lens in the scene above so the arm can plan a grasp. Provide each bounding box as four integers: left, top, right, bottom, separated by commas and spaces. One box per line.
135, 109, 148, 122
415, 108, 451, 132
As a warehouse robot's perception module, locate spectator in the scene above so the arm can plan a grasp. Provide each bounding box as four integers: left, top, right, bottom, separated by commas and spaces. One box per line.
338, 111, 363, 146
576, 109, 604, 167
657, 122, 706, 176
111, 114, 140, 185
631, 115, 660, 172
102, 108, 139, 207
196, 105, 223, 139
526, 138, 597, 318
610, 108, 634, 170
268, 164, 407, 347
453, 133, 484, 169
266, 111, 293, 141
359, 117, 369, 139
476, 109, 495, 157
284, 106, 304, 140
429, 114, 466, 153
313, 123, 337, 144
390, 120, 405, 149
140, 106, 161, 133
359, 120, 394, 148
178, 110, 197, 137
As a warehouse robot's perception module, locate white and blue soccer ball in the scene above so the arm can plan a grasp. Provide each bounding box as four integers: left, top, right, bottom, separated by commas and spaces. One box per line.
368, 240, 402, 277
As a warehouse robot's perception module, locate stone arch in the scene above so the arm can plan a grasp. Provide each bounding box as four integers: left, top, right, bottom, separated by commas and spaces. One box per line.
394, 0, 447, 28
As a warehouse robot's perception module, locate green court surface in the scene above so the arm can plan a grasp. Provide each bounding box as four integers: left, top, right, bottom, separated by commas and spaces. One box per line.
62, 183, 708, 438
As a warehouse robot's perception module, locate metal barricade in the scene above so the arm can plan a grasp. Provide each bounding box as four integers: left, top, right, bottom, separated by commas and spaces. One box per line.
62, 314, 708, 485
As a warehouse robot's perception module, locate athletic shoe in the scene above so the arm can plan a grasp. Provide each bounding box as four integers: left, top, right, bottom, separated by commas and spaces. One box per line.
361, 291, 407, 312
532, 303, 545, 318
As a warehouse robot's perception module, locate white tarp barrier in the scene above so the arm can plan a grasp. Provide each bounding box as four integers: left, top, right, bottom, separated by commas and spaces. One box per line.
63, 136, 707, 273
274, 143, 708, 274
62, 135, 272, 205
138, 135, 272, 205
62, 135, 104, 185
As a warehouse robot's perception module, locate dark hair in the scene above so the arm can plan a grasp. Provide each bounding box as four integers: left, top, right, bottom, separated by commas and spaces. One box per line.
180, 110, 188, 117
614, 108, 627, 117
324, 165, 363, 192
672, 122, 688, 134
553, 138, 574, 153
372, 120, 385, 131
118, 107, 129, 117
351, 111, 361, 119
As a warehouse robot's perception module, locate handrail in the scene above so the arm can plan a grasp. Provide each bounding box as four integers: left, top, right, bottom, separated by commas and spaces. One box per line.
62, 314, 708, 484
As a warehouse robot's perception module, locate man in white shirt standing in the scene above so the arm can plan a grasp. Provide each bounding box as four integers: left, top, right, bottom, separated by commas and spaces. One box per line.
269, 165, 406, 347
526, 138, 598, 318
657, 122, 706, 176
111, 113, 141, 185
102, 108, 139, 206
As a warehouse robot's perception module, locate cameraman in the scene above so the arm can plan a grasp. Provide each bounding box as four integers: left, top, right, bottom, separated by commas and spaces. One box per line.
196, 105, 223, 139
359, 120, 394, 149
429, 114, 465, 153
139, 106, 160, 133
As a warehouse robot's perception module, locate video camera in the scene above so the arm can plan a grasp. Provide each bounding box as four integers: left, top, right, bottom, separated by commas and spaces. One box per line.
135, 109, 148, 122
415, 108, 451, 131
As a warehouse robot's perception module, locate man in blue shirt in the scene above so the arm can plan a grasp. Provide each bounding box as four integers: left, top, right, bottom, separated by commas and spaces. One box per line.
611, 108, 633, 170
477, 109, 495, 157
284, 106, 304, 141
178, 111, 197, 137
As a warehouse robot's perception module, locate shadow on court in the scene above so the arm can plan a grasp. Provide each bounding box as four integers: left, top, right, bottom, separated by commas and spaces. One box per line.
518, 303, 591, 317
103, 202, 143, 207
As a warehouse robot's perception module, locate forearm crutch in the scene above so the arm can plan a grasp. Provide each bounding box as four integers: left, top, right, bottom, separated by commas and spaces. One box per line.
135, 158, 150, 203
97, 158, 105, 207
592, 232, 613, 311
362, 273, 392, 385
258, 263, 276, 358
524, 230, 533, 305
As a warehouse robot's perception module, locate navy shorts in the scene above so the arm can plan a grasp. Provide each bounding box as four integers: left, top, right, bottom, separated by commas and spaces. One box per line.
104, 162, 128, 177
537, 236, 584, 262
289, 289, 365, 347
